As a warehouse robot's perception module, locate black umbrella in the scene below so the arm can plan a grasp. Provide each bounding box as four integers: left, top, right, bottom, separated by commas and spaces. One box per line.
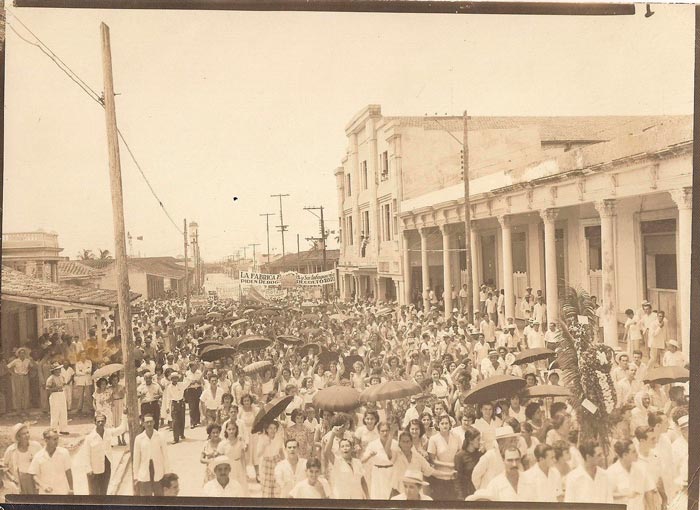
462, 375, 527, 405
318, 350, 340, 366
276, 335, 303, 346
512, 348, 555, 366
343, 354, 363, 371
201, 345, 236, 362
252, 395, 294, 434
237, 336, 272, 351
297, 343, 322, 357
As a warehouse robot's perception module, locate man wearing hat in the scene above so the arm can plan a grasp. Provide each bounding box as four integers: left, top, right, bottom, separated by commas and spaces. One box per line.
73, 351, 93, 416
472, 426, 520, 491
83, 412, 127, 495
662, 340, 686, 367
27, 428, 73, 495
480, 350, 501, 380
163, 372, 188, 444
46, 362, 69, 435
389, 470, 432, 501
7, 347, 32, 414
527, 321, 545, 350
533, 296, 546, 326
4, 422, 42, 494
203, 456, 243, 496
137, 372, 163, 429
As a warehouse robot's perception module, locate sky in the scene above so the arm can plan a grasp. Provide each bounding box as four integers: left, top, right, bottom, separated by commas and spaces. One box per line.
3, 4, 694, 262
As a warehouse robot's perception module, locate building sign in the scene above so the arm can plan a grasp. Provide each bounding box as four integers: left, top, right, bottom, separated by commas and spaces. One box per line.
240, 270, 336, 287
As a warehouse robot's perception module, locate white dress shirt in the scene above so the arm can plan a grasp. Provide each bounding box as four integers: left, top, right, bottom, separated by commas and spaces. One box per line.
472, 448, 505, 490
274, 457, 307, 498
564, 466, 613, 503
202, 477, 243, 497
132, 429, 170, 482
28, 447, 72, 494
518, 464, 561, 502
486, 472, 520, 501
83, 417, 128, 474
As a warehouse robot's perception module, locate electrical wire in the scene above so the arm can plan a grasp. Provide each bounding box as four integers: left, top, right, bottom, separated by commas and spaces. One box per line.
6, 11, 184, 236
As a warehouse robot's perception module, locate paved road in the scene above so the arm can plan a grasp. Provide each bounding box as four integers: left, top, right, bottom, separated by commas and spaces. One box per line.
204, 273, 241, 300
116, 414, 261, 496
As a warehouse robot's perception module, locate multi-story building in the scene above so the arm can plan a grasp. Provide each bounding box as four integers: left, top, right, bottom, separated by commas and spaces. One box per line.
334, 105, 692, 351
2, 231, 64, 282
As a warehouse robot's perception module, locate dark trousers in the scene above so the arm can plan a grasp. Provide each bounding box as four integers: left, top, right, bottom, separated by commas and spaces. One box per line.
140, 401, 161, 430
184, 387, 202, 426
136, 460, 163, 496
87, 457, 111, 495
171, 400, 186, 442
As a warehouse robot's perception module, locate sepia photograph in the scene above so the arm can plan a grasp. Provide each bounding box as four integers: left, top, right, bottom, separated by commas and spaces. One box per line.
0, 1, 695, 508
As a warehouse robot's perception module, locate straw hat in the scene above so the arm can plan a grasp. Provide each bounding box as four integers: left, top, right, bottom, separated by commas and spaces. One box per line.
209, 456, 231, 470
11, 423, 28, 441
494, 425, 518, 440
401, 470, 429, 486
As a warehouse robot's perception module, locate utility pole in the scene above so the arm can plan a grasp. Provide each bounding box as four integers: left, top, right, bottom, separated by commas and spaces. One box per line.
249, 243, 260, 271
194, 230, 201, 293
271, 193, 290, 256
241, 246, 248, 262
100, 22, 139, 480
260, 213, 274, 268
183, 219, 190, 317
297, 234, 301, 273
304, 205, 328, 299
463, 110, 474, 324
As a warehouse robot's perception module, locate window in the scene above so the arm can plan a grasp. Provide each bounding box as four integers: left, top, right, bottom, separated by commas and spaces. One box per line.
346, 174, 352, 196
347, 216, 354, 245
585, 225, 602, 271
362, 210, 370, 238
381, 151, 389, 181
361, 161, 368, 190
382, 203, 392, 241
392, 199, 398, 237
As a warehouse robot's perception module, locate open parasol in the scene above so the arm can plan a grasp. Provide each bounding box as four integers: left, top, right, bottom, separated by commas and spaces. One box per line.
207, 312, 223, 320
297, 343, 323, 357
196, 324, 214, 333
359, 379, 422, 403
643, 366, 690, 385
243, 309, 258, 316
342, 354, 363, 371
197, 340, 223, 350
232, 318, 248, 327
463, 374, 528, 405
276, 335, 303, 346
201, 345, 236, 362
511, 348, 555, 366
186, 314, 206, 325
237, 336, 272, 351
329, 313, 352, 322
243, 360, 273, 375
92, 363, 124, 380
376, 307, 394, 316
258, 308, 281, 317
252, 395, 294, 434
312, 385, 361, 412
318, 350, 340, 366
522, 384, 572, 398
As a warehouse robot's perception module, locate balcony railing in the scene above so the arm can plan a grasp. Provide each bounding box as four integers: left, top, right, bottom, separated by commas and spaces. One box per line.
2, 232, 59, 248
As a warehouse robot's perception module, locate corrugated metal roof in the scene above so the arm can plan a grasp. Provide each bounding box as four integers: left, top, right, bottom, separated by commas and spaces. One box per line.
2, 265, 140, 308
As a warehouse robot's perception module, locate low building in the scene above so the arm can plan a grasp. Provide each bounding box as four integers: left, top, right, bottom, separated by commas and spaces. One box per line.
1, 265, 140, 358
261, 247, 339, 274
82, 256, 190, 300
58, 260, 105, 287
2, 231, 64, 283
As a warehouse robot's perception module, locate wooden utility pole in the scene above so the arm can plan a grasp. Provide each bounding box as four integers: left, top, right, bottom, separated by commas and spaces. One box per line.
463, 110, 474, 323
260, 213, 274, 268
271, 193, 290, 256
183, 219, 190, 317
100, 22, 139, 479
297, 234, 301, 273
249, 243, 260, 271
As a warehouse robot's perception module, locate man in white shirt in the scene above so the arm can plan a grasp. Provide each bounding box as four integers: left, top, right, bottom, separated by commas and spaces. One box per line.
28, 428, 73, 495
480, 351, 501, 380
564, 440, 613, 503
527, 322, 545, 350
73, 352, 93, 416
480, 315, 496, 345
203, 456, 243, 497
671, 415, 688, 488
163, 372, 188, 444
485, 293, 497, 324
133, 413, 170, 496
611, 352, 630, 384
329, 437, 367, 499
485, 446, 522, 501
638, 301, 657, 356
289, 457, 331, 498
275, 438, 307, 498
390, 470, 433, 501
84, 412, 127, 495
61, 361, 75, 413
648, 311, 668, 368
518, 444, 561, 502
459, 284, 469, 313
472, 426, 517, 489
200, 374, 224, 426
607, 439, 653, 510
532, 296, 546, 326
662, 340, 686, 367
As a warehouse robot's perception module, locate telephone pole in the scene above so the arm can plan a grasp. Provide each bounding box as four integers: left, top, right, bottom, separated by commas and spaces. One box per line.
271, 193, 290, 256
463, 110, 474, 323
304, 205, 328, 299
297, 234, 301, 273
260, 213, 274, 267
241, 246, 248, 261
249, 243, 260, 271
100, 22, 139, 477
183, 219, 190, 317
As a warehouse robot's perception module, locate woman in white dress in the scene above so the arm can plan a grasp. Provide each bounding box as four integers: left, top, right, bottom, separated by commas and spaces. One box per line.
216, 419, 249, 495
361, 421, 399, 499
426, 414, 460, 501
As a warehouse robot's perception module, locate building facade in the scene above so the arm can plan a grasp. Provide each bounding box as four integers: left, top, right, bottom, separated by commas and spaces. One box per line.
334, 106, 692, 351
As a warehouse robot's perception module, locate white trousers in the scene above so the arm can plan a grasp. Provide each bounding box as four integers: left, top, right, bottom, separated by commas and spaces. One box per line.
49, 391, 68, 432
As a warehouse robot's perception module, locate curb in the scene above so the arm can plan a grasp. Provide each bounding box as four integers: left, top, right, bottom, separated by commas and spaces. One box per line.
108, 450, 131, 495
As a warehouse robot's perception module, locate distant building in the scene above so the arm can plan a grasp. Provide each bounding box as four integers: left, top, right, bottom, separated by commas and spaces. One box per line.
2, 231, 64, 283
261, 246, 339, 274
82, 257, 190, 300
58, 260, 105, 287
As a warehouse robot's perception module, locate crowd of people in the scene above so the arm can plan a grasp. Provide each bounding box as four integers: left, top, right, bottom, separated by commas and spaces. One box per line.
1, 285, 690, 506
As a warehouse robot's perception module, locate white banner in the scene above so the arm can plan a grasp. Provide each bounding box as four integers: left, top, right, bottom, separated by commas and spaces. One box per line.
240, 270, 336, 287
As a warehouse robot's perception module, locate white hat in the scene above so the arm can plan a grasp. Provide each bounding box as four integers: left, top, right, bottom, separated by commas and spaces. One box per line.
401, 469, 429, 486
678, 415, 689, 428
209, 456, 231, 470
667, 339, 679, 348
465, 489, 493, 501
452, 308, 459, 313
494, 425, 518, 440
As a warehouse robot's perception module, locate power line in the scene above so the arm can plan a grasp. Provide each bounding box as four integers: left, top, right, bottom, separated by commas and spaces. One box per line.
7, 11, 183, 236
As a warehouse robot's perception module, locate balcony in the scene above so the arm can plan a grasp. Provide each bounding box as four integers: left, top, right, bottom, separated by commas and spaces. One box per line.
2, 231, 60, 249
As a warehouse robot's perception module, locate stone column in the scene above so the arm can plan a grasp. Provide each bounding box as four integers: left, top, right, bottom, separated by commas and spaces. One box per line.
671, 187, 692, 354
595, 200, 618, 347
403, 231, 412, 305
499, 215, 515, 320
470, 222, 480, 314
440, 224, 453, 318
420, 227, 430, 311
540, 209, 559, 324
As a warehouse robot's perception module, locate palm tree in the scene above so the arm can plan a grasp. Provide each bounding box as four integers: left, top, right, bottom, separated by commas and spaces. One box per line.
77, 249, 95, 260
98, 249, 112, 260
